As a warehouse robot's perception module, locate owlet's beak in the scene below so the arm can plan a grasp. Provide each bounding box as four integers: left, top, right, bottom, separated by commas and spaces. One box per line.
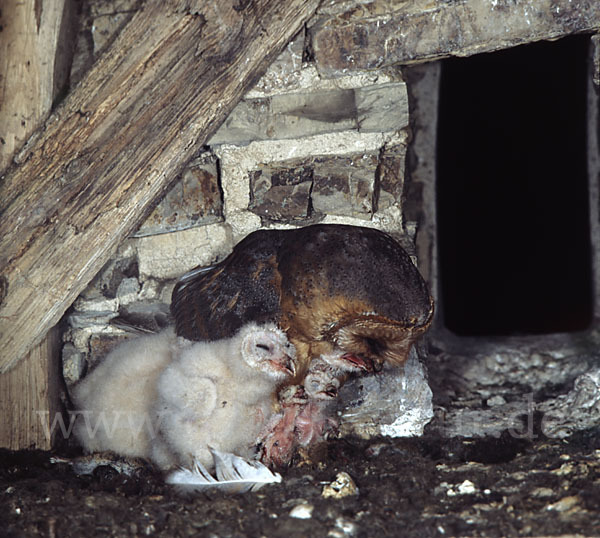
322, 383, 338, 399
274, 353, 296, 378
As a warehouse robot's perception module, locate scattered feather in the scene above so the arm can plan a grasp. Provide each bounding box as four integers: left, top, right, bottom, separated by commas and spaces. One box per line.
165, 447, 282, 494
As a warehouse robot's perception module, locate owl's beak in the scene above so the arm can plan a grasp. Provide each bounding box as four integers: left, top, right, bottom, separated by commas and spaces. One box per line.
275, 353, 296, 377
322, 383, 338, 399
340, 353, 376, 373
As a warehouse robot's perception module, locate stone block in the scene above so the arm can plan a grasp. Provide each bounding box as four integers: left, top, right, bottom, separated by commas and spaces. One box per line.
72, 295, 118, 313
250, 183, 313, 222
209, 82, 408, 146
249, 162, 313, 221
133, 152, 222, 237
62, 343, 87, 386
68, 328, 93, 353
138, 278, 162, 301
135, 223, 232, 280
312, 153, 378, 218
115, 277, 141, 306
377, 144, 407, 211
209, 90, 357, 146
247, 152, 378, 221
68, 310, 118, 330
88, 333, 131, 369
355, 83, 409, 132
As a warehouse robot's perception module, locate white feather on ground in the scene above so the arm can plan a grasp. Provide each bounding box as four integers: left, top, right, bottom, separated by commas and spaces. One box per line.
166, 447, 282, 493
152, 322, 297, 470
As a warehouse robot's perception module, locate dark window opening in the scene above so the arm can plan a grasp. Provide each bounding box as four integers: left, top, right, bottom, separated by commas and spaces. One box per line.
436, 35, 592, 336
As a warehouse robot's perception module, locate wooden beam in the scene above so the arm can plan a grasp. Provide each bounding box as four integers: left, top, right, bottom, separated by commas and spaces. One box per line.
0, 326, 61, 449
311, 0, 600, 76
0, 0, 320, 373
0, 0, 75, 449
0, 0, 75, 171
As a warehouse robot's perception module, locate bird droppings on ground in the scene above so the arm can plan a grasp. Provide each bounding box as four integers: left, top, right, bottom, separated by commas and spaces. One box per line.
2, 429, 600, 537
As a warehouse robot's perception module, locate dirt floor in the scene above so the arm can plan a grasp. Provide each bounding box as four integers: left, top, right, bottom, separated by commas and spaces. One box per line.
2, 426, 600, 537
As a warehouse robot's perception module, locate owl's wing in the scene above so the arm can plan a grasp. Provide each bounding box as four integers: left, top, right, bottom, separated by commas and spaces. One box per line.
171, 229, 286, 341
158, 367, 218, 423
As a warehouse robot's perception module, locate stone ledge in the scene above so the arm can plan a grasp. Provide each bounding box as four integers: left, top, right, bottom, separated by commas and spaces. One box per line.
311, 0, 600, 76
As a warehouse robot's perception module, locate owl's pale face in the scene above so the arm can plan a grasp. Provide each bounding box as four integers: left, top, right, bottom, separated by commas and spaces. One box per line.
304, 367, 340, 400
240, 324, 297, 380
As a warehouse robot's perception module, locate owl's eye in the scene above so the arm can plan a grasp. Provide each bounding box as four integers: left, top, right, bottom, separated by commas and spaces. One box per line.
365, 337, 385, 355
256, 343, 271, 351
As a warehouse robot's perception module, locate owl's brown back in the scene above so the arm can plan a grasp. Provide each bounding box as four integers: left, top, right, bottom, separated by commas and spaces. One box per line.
171, 224, 433, 352
277, 224, 432, 328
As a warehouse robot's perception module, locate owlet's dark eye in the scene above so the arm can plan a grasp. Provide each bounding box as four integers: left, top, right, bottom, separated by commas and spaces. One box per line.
256, 343, 271, 351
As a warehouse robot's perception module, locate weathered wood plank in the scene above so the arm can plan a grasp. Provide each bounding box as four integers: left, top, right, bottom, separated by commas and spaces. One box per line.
0, 0, 320, 373
0, 0, 75, 449
0, 0, 75, 171
0, 326, 61, 449
311, 0, 600, 76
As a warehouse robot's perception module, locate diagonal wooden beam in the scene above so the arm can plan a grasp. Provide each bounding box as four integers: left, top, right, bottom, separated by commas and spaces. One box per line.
0, 0, 74, 450
0, 0, 320, 373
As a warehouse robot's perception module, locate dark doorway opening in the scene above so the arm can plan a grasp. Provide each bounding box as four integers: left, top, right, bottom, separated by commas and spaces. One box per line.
436, 35, 592, 336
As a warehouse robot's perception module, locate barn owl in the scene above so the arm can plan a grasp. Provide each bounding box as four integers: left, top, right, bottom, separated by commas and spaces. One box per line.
171, 224, 434, 381
71, 328, 178, 459
151, 322, 297, 470
72, 322, 296, 472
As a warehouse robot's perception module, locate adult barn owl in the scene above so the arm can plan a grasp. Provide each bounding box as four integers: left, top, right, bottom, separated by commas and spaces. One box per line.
171, 224, 434, 378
